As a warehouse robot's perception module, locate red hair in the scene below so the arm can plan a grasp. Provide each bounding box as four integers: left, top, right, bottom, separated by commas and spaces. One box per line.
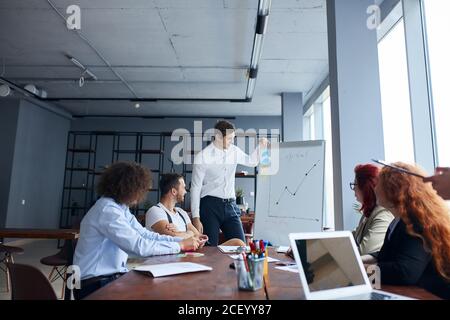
379, 162, 450, 281
354, 164, 380, 217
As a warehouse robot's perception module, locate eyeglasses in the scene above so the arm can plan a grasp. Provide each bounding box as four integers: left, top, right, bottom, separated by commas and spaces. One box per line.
349, 182, 358, 191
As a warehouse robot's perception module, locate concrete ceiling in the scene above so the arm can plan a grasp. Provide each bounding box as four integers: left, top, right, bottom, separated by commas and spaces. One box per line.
0, 0, 328, 116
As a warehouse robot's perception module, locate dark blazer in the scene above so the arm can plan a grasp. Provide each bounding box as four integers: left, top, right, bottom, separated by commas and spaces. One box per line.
375, 219, 450, 299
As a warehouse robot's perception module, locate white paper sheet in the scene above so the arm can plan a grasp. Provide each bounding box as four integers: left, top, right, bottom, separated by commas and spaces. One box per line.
276, 246, 290, 253
228, 254, 280, 263
274, 265, 299, 273
134, 262, 212, 277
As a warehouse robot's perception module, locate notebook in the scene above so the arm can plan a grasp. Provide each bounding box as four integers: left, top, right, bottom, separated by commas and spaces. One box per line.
134, 262, 212, 277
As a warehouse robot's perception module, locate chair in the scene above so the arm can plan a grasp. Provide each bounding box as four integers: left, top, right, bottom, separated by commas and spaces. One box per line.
41, 218, 80, 299
6, 262, 57, 300
40, 243, 70, 299
0, 243, 24, 292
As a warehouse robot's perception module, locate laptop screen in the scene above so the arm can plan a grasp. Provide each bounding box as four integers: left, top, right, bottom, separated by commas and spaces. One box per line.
293, 237, 366, 292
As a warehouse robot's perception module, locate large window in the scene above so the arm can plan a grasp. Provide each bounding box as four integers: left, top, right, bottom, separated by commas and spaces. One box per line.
378, 18, 415, 163
423, 0, 450, 166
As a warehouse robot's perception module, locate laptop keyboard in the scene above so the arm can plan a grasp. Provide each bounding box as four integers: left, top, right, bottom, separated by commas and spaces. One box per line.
370, 292, 394, 300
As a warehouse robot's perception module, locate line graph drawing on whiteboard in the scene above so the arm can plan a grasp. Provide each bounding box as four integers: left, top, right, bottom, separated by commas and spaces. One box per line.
274, 159, 320, 205
266, 159, 321, 221
254, 140, 325, 245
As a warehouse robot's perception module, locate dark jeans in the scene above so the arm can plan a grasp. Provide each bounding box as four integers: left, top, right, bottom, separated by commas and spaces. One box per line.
200, 196, 245, 246
73, 273, 123, 300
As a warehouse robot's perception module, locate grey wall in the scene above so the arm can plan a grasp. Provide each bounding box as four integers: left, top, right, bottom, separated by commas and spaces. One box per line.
282, 93, 304, 142
5, 100, 70, 228
0, 99, 20, 228
69, 116, 282, 211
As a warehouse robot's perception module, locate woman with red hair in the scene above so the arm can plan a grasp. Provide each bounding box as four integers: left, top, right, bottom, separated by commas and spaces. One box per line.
352, 164, 394, 255
363, 162, 450, 299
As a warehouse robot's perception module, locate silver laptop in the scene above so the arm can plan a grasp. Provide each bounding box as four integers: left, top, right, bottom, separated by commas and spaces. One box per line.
288, 231, 414, 300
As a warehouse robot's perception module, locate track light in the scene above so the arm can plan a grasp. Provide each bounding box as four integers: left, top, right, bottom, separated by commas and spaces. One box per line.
24, 84, 47, 98
246, 0, 271, 100
246, 78, 256, 101
66, 54, 98, 86
0, 84, 11, 97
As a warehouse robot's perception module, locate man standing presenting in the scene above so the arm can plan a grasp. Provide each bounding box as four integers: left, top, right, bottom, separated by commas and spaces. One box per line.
190, 120, 268, 246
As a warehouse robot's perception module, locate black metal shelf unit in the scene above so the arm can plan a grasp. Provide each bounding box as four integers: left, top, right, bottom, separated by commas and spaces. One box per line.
59, 132, 98, 229
59, 131, 167, 229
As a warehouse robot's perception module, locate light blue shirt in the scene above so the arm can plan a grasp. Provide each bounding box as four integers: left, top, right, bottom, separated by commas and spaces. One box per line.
74, 197, 182, 280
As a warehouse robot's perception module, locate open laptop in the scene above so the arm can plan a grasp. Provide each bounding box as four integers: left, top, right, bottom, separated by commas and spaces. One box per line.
288, 231, 414, 300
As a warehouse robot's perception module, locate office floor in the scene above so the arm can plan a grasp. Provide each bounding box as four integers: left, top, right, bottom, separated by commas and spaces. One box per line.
0, 239, 65, 300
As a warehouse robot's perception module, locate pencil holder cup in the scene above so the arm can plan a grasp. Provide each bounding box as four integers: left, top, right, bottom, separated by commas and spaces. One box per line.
234, 257, 264, 291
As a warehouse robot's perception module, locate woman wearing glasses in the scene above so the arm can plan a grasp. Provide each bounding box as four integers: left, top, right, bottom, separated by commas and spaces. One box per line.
351, 164, 394, 255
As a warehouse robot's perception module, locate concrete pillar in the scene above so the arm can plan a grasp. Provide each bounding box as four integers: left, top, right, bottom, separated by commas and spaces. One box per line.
281, 93, 303, 142
327, 0, 385, 230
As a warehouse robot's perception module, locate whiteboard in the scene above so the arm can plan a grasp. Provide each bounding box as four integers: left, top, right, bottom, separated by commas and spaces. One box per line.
254, 141, 325, 246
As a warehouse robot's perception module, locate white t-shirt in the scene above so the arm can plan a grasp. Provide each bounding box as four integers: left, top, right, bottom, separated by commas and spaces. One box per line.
145, 203, 191, 233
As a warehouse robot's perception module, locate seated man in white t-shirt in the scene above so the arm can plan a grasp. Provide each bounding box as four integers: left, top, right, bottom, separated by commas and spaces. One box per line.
146, 173, 203, 239
146, 173, 245, 247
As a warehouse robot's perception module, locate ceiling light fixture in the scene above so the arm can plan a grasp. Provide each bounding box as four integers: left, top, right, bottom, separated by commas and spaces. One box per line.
246, 0, 271, 101
66, 54, 98, 87
24, 84, 47, 98
134, 103, 141, 109
0, 84, 11, 97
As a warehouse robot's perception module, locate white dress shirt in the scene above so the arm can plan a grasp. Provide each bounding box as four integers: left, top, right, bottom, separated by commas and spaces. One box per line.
190, 142, 259, 218
73, 197, 182, 280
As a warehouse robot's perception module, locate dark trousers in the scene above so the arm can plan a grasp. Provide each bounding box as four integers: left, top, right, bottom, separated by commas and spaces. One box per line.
200, 196, 245, 246
73, 273, 123, 300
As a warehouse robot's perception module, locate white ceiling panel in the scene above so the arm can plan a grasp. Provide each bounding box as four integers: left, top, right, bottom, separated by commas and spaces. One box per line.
261, 59, 327, 73
271, 0, 325, 10
0, 0, 158, 9
153, 0, 223, 9
183, 68, 246, 82
187, 82, 246, 99
223, 0, 257, 10
80, 9, 179, 66
269, 8, 327, 33
3, 66, 117, 81
1, 0, 329, 116
113, 67, 184, 82
257, 72, 321, 94
263, 32, 328, 60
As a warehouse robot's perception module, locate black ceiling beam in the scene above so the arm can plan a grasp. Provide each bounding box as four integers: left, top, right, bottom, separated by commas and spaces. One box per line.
72, 115, 237, 119
44, 97, 249, 103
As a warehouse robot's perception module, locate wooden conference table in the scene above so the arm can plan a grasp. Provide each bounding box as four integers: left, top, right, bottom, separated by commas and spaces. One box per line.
86, 247, 440, 300
0, 228, 79, 240
0, 228, 80, 265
